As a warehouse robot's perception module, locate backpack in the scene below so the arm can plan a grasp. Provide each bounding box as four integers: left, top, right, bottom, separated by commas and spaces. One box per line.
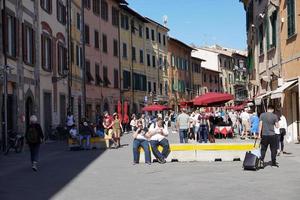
27, 126, 39, 143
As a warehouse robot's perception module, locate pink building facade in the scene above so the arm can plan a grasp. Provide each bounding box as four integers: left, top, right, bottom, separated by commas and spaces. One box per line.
84, 0, 121, 121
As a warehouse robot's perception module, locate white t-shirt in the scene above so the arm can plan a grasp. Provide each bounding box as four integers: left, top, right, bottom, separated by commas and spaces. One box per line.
176, 113, 190, 129
240, 112, 250, 121
193, 113, 200, 127
69, 128, 78, 137
136, 128, 148, 140
149, 123, 169, 141
66, 115, 75, 126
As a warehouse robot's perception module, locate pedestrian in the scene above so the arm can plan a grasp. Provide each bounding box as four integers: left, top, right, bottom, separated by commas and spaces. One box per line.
112, 113, 123, 148
188, 112, 195, 140
198, 110, 210, 143
259, 105, 279, 168
130, 114, 137, 132
250, 112, 259, 139
277, 111, 287, 156
132, 120, 151, 165
103, 112, 114, 148
66, 111, 75, 131
176, 108, 190, 143
240, 109, 250, 139
79, 120, 94, 150
193, 109, 201, 141
69, 124, 83, 146
25, 115, 44, 171
147, 118, 170, 164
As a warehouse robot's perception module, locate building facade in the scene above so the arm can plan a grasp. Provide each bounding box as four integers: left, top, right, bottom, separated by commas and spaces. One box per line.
191, 56, 204, 97
168, 37, 193, 110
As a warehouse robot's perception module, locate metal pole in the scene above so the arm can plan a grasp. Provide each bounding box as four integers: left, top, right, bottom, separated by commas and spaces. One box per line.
2, 0, 8, 152
81, 0, 86, 118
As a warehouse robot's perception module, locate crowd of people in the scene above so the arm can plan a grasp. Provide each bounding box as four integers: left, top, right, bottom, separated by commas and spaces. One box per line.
23, 104, 288, 170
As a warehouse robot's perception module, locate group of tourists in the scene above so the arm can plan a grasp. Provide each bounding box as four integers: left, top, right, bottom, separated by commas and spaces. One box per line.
22, 103, 288, 170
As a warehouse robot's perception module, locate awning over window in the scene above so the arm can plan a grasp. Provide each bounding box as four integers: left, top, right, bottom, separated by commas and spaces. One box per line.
254, 91, 272, 105
271, 80, 298, 99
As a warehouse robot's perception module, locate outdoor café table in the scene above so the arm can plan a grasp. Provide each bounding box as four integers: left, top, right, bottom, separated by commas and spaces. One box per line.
214, 126, 233, 138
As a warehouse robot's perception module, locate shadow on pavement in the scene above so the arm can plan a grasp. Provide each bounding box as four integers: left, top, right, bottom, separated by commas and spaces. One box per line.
0, 141, 106, 200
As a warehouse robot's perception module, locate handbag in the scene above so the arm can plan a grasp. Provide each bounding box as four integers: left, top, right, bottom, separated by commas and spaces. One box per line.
279, 128, 286, 136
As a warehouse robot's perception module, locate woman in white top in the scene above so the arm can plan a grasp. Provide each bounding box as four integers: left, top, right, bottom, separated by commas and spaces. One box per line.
277, 113, 287, 155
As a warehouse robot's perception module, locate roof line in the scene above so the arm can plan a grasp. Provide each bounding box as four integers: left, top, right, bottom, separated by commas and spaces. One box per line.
145, 17, 170, 31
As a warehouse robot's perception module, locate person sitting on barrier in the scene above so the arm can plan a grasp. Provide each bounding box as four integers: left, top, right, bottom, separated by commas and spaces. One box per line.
103, 112, 114, 148
132, 120, 151, 165
69, 124, 83, 146
79, 121, 94, 150
146, 118, 170, 164
112, 113, 123, 148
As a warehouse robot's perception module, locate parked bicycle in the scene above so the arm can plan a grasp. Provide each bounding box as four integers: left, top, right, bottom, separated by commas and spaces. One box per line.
4, 130, 24, 155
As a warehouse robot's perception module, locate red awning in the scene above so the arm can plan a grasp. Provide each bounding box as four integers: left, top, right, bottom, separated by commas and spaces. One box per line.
142, 104, 170, 112
193, 92, 234, 106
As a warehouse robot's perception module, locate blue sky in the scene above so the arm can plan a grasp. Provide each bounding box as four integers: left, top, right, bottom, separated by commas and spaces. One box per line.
127, 0, 247, 50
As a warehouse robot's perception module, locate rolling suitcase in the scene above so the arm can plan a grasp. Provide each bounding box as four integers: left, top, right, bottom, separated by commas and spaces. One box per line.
243, 139, 261, 171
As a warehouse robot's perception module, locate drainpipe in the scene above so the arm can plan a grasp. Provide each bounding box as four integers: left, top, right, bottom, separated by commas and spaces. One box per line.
67, 0, 72, 112
81, 0, 86, 117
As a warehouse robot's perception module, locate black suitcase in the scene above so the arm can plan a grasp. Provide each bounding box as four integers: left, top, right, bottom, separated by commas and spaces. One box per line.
243, 139, 260, 171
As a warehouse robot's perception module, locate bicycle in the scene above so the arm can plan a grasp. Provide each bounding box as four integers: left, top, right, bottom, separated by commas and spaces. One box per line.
4, 130, 24, 155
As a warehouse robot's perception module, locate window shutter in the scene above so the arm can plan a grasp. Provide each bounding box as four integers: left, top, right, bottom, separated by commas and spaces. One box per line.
22, 23, 27, 62
32, 29, 35, 65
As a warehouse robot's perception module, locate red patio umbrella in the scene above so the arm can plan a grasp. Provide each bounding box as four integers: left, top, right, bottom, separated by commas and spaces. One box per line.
142, 104, 170, 112
193, 92, 234, 106
117, 100, 122, 122
123, 101, 129, 124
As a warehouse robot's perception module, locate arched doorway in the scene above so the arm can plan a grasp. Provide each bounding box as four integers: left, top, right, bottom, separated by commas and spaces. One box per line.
25, 97, 34, 129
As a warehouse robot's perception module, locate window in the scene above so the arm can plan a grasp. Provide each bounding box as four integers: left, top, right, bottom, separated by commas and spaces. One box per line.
146, 27, 149, 39
159, 56, 163, 69
77, 13, 81, 30
215, 75, 218, 83
133, 73, 147, 91
57, 1, 66, 24
76, 45, 82, 66
112, 6, 119, 26
258, 24, 263, 55
164, 81, 168, 95
85, 60, 94, 83
23, 24, 35, 65
102, 34, 107, 53
287, 0, 296, 37
103, 66, 110, 87
85, 24, 90, 44
122, 43, 127, 58
139, 25, 143, 37
159, 83, 163, 95
147, 54, 151, 66
94, 30, 99, 49
93, 0, 100, 15
84, 0, 91, 9
6, 14, 16, 57
209, 75, 213, 83
71, 42, 74, 63
163, 35, 166, 46
153, 82, 156, 93
57, 43, 67, 75
123, 71, 131, 89
95, 63, 102, 86
41, 0, 52, 13
164, 56, 167, 70
171, 55, 175, 67
148, 81, 152, 93
101, 0, 108, 21
158, 32, 161, 43
131, 20, 135, 34
203, 73, 207, 82
151, 29, 155, 41
121, 14, 129, 30
139, 50, 144, 63
114, 69, 119, 88
132, 47, 136, 61
152, 55, 156, 67
113, 39, 118, 57
41, 34, 52, 71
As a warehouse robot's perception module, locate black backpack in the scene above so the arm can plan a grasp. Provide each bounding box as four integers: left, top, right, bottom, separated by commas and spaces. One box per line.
27, 126, 39, 143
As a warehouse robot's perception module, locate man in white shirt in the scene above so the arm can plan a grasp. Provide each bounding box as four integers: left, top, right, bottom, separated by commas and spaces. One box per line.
66, 112, 75, 130
193, 110, 201, 141
240, 109, 250, 139
147, 118, 170, 164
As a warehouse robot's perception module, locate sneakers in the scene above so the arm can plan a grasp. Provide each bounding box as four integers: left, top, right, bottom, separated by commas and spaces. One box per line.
32, 162, 38, 171
157, 158, 166, 164
145, 161, 151, 165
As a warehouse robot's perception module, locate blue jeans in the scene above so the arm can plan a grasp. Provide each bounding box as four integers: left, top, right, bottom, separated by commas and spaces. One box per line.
81, 135, 91, 149
150, 138, 170, 161
29, 143, 40, 163
179, 129, 188, 143
198, 125, 208, 143
133, 139, 151, 163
